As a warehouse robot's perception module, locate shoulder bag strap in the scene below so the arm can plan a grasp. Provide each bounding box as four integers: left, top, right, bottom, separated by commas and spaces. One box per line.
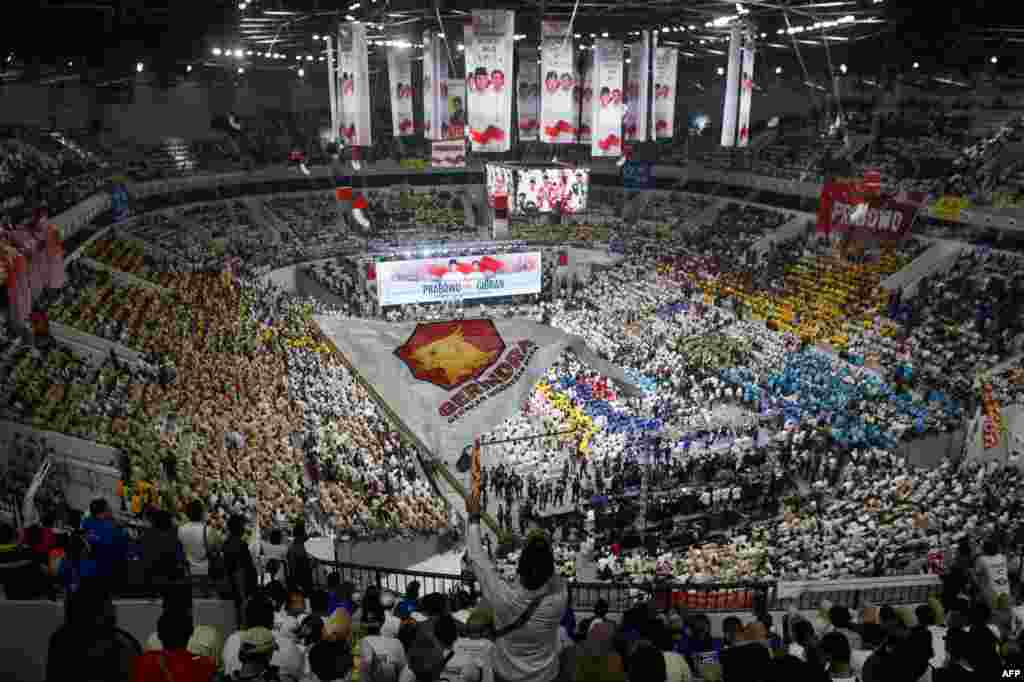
493, 595, 546, 639
158, 652, 177, 682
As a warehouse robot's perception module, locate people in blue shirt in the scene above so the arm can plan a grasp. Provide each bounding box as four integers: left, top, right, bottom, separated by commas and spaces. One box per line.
80, 498, 133, 583
675, 613, 723, 671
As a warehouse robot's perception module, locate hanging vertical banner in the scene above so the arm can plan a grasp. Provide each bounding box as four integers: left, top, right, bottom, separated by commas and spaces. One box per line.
591, 39, 624, 157
423, 31, 449, 141
388, 47, 415, 137
653, 47, 678, 140
578, 55, 594, 145
466, 10, 515, 152
624, 32, 650, 142
338, 22, 372, 147
326, 36, 339, 144
445, 79, 466, 140
736, 35, 755, 147
541, 21, 576, 144
720, 25, 741, 147
517, 46, 540, 141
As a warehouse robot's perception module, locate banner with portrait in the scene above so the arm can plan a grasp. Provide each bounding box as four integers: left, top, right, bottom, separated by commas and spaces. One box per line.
445, 79, 466, 140
720, 25, 741, 147
466, 10, 515, 152
579, 55, 594, 144
541, 20, 577, 144
653, 47, 677, 140
624, 32, 650, 142
517, 46, 540, 142
337, 22, 372, 147
423, 30, 449, 141
387, 47, 415, 137
591, 39, 624, 158
737, 38, 755, 147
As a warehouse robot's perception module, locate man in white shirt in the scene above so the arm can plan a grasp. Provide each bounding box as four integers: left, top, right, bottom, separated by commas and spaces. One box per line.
976, 539, 1012, 608
465, 499, 567, 682
223, 595, 306, 681
178, 499, 222, 578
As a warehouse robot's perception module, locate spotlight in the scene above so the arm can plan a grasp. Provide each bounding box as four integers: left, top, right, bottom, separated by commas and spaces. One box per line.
840, 64, 847, 74
136, 61, 144, 72
913, 61, 919, 69
775, 66, 782, 74
717, 66, 725, 75
238, 67, 244, 74
187, 65, 193, 72
212, 47, 223, 55
234, 49, 243, 58
991, 56, 998, 64
298, 68, 305, 77
313, 34, 320, 40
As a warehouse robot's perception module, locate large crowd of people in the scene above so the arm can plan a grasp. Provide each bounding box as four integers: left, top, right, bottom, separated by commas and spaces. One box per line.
4, 99, 1024, 682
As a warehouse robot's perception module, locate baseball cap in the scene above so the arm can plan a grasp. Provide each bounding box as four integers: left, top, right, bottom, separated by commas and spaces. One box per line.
240, 627, 277, 656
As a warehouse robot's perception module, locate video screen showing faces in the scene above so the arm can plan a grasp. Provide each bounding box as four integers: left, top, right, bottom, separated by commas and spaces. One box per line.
515, 168, 590, 214
485, 164, 515, 209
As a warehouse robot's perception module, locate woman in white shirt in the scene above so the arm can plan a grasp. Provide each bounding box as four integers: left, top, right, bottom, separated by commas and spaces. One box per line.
360, 588, 407, 682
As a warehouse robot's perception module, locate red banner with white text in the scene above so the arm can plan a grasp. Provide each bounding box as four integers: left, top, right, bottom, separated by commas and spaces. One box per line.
817, 182, 925, 240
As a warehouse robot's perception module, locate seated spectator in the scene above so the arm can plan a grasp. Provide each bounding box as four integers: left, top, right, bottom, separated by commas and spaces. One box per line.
227, 626, 282, 682
720, 621, 773, 682
133, 608, 217, 682
46, 581, 141, 682
627, 642, 667, 682
309, 639, 354, 682
820, 632, 857, 682
223, 594, 305, 680
465, 508, 568, 682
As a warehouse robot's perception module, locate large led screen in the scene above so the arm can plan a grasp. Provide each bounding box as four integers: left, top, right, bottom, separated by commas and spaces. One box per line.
377, 252, 542, 306
515, 167, 589, 214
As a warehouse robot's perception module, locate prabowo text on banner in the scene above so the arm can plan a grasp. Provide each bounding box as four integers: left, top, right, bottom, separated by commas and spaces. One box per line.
376, 252, 543, 306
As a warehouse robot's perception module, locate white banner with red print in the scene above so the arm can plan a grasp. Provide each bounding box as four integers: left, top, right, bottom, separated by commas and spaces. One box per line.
591, 39, 624, 157
423, 30, 449, 141
624, 32, 650, 142
737, 40, 755, 147
541, 20, 577, 144
466, 10, 515, 152
579, 55, 594, 144
517, 46, 540, 142
653, 47, 677, 140
314, 316, 638, 459
388, 47, 415, 137
720, 26, 741, 147
337, 22, 372, 147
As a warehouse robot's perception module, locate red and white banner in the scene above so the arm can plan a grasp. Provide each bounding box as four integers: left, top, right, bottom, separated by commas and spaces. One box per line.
653, 47, 677, 140
423, 30, 449, 141
720, 25, 742, 147
737, 38, 755, 147
431, 139, 467, 168
591, 39, 624, 157
517, 46, 540, 141
338, 22, 372, 147
541, 20, 577, 144
579, 55, 594, 144
387, 47, 415, 137
817, 182, 926, 240
863, 168, 882, 196
466, 10, 515, 152
624, 32, 650, 142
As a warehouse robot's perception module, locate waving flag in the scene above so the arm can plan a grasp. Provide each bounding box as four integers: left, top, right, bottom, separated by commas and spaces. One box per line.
314, 316, 638, 465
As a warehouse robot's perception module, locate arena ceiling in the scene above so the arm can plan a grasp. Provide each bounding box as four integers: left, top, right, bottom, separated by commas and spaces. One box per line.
2, 0, 1018, 85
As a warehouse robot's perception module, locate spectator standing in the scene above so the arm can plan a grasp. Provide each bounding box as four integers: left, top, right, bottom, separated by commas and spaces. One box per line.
465, 496, 568, 682
222, 514, 260, 628
359, 588, 407, 682
81, 498, 133, 588
309, 639, 355, 682
178, 499, 223, 582
223, 594, 306, 680
975, 538, 1012, 608
0, 521, 49, 599
140, 509, 186, 593
285, 522, 313, 595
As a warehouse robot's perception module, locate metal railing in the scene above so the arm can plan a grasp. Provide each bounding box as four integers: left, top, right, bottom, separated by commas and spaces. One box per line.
306, 557, 941, 615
